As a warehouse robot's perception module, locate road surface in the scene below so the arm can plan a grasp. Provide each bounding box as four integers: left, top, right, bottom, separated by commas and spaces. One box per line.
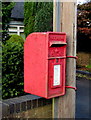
76, 76, 91, 118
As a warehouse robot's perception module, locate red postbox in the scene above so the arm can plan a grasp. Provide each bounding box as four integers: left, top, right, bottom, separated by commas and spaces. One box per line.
24, 32, 66, 99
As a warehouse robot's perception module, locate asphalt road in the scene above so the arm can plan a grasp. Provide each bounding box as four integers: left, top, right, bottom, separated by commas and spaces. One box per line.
76, 76, 91, 119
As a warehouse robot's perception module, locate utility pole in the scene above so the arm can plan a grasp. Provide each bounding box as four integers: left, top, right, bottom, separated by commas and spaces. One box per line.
53, 0, 77, 118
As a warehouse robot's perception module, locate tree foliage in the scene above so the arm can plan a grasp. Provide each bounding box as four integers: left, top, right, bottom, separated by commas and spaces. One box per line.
24, 2, 38, 37
24, 2, 53, 37
77, 1, 91, 52
34, 2, 53, 32
2, 2, 15, 42
2, 35, 25, 99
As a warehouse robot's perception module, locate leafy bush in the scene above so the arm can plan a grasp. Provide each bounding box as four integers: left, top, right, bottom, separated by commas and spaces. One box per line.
8, 34, 24, 45
2, 35, 25, 99
86, 65, 91, 68
34, 3, 53, 32
2, 2, 15, 41
77, 1, 91, 52
24, 2, 53, 37
24, 2, 38, 37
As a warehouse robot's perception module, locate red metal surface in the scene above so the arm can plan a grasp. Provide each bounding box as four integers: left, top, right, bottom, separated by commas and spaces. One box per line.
24, 32, 66, 99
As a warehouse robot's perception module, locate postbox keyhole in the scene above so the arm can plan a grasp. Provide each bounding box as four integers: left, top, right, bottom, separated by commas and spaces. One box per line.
56, 58, 59, 63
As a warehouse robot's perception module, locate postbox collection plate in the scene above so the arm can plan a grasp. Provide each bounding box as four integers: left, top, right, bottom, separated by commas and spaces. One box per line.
54, 64, 60, 86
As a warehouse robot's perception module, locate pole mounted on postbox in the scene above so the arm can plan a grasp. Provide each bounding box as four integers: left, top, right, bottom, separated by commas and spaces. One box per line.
53, 0, 77, 118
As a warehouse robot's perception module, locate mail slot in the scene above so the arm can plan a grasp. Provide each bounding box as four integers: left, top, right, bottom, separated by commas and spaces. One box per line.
24, 32, 66, 99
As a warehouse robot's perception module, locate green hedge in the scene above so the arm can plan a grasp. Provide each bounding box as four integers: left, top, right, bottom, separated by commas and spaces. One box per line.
34, 3, 53, 32
2, 35, 26, 99
2, 2, 15, 41
24, 2, 53, 37
24, 2, 38, 37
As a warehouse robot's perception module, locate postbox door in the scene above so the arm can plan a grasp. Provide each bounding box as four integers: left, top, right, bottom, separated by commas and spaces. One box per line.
48, 35, 66, 98
48, 58, 66, 98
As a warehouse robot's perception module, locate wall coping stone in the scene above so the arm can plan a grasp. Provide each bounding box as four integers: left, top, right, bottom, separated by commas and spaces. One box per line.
2, 94, 52, 118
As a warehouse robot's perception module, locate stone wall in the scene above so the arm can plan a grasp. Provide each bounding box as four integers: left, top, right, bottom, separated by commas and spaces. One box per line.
2, 94, 52, 119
